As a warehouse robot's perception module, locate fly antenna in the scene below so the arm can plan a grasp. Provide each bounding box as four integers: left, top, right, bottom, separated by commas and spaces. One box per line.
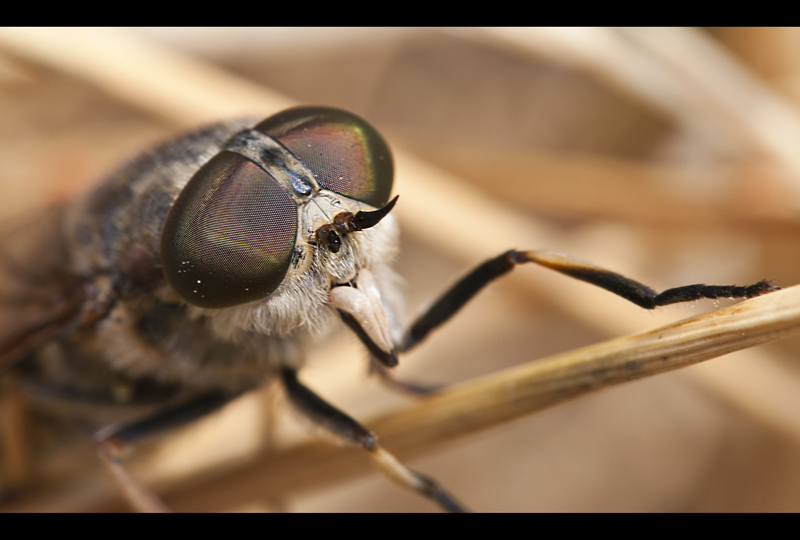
349, 196, 398, 231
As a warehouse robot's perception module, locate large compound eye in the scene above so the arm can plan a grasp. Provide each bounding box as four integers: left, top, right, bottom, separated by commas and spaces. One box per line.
161, 151, 297, 309
254, 106, 393, 208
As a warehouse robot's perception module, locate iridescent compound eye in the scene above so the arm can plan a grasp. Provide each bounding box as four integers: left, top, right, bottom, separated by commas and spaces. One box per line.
254, 106, 393, 208
161, 151, 297, 309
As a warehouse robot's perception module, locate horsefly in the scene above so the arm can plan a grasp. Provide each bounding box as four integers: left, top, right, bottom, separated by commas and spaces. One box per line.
0, 106, 778, 512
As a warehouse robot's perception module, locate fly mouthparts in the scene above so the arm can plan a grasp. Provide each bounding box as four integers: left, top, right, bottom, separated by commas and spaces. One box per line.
328, 268, 398, 368
337, 309, 398, 368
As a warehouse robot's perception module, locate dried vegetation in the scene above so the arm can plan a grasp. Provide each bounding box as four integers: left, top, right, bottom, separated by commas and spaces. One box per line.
2, 27, 800, 511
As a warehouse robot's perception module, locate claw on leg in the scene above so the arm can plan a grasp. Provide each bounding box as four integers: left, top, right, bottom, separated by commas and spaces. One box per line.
281, 366, 467, 512
369, 447, 469, 513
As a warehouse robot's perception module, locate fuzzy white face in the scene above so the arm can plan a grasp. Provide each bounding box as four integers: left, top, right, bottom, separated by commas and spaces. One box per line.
191, 191, 402, 344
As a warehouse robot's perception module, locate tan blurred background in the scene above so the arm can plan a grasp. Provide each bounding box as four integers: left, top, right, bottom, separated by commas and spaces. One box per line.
3, 27, 800, 512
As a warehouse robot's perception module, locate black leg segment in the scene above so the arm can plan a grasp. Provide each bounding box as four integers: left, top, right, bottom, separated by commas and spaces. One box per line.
281, 366, 377, 449
401, 249, 779, 352
401, 250, 522, 352
280, 366, 469, 512
97, 392, 233, 446
522, 250, 778, 309
338, 310, 398, 368
369, 358, 442, 396
93, 392, 235, 513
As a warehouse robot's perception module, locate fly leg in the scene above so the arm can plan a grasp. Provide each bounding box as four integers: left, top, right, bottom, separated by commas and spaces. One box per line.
400, 249, 779, 352
280, 366, 468, 512
332, 270, 442, 395
368, 358, 442, 396
94, 393, 233, 513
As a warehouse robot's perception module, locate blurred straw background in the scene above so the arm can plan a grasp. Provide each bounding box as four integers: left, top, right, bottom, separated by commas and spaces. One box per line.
2, 27, 800, 511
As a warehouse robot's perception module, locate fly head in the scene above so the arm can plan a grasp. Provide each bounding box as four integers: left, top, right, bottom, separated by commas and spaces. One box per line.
159, 106, 401, 342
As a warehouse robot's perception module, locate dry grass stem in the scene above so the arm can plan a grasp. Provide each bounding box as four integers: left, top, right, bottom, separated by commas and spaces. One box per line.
428, 145, 799, 227
469, 27, 800, 182
0, 28, 295, 126
620, 28, 800, 179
